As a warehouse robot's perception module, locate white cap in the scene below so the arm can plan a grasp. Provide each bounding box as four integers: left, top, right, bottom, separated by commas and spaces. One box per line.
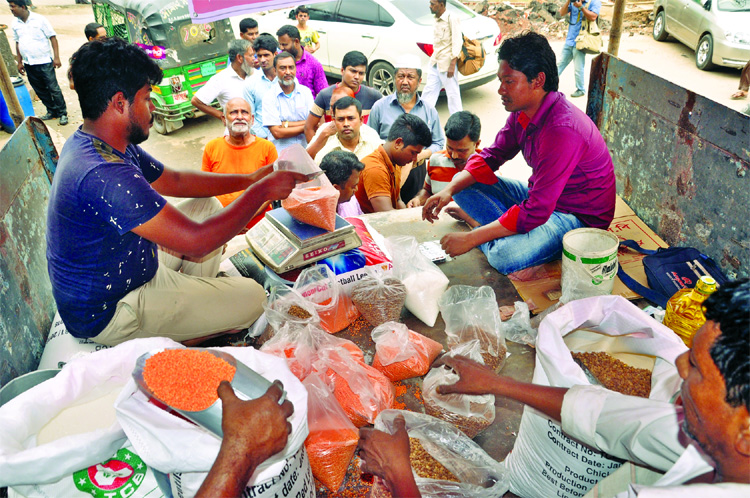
394, 54, 423, 71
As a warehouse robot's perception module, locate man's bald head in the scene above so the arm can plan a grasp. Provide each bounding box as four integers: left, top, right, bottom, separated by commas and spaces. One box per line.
222, 98, 254, 137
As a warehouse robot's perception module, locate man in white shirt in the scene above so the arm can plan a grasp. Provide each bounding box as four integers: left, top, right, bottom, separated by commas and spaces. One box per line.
191, 39, 254, 121
306, 96, 382, 164
10, 0, 67, 125
261, 51, 313, 153
421, 0, 463, 114
243, 34, 277, 139
359, 278, 750, 497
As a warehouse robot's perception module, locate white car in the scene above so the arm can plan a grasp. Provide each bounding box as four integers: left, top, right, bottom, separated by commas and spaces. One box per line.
244, 0, 501, 95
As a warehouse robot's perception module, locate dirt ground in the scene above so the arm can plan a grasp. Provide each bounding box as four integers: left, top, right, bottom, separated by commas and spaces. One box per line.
0, 0, 747, 172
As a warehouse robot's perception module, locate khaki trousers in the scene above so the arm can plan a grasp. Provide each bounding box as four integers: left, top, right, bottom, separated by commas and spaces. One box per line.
93, 198, 265, 346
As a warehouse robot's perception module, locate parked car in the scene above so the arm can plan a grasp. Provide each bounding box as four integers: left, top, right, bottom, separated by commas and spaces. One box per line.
245, 0, 502, 95
652, 0, 750, 70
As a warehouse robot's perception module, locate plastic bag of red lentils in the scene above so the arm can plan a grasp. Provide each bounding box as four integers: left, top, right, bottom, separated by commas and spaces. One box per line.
294, 264, 359, 334
275, 144, 340, 231
302, 372, 359, 492
261, 323, 365, 381
312, 348, 394, 428
371, 322, 443, 382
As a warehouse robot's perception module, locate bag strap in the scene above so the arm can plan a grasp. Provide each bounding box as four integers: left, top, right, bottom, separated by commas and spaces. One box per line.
617, 240, 668, 307
617, 266, 669, 308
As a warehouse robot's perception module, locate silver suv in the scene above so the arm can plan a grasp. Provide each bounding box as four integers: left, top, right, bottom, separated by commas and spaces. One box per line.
652, 0, 750, 70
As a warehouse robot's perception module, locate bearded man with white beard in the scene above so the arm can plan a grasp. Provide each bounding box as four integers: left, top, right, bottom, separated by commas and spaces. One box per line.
191, 39, 256, 122
201, 97, 279, 229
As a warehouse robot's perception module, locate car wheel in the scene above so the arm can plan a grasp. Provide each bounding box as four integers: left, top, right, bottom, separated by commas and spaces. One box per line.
369, 61, 396, 96
152, 113, 169, 135
695, 34, 716, 71
653, 11, 668, 41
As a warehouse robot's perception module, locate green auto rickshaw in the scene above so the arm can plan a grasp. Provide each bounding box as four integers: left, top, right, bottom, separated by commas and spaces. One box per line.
92, 0, 235, 134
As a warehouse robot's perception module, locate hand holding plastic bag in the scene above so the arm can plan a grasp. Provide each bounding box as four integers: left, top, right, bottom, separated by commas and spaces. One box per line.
369, 410, 509, 497
371, 322, 443, 381
385, 236, 449, 326
275, 144, 339, 231
422, 340, 496, 438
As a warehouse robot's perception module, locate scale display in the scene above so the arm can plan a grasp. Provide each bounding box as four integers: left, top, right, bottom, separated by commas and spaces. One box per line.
247, 208, 362, 273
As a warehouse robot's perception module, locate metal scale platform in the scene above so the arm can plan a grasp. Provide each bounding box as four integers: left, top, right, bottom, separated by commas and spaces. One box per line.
246, 207, 362, 274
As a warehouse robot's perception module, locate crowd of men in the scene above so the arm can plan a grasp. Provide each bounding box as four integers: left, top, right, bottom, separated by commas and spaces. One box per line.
10, 0, 746, 496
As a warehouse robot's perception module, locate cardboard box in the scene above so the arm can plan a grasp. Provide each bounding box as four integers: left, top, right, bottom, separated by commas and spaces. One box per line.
510, 197, 668, 313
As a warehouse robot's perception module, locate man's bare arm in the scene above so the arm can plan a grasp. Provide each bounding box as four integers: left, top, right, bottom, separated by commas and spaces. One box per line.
132, 170, 307, 257
303, 112, 322, 143
370, 196, 396, 212
191, 96, 223, 120
268, 121, 306, 139
151, 165, 272, 199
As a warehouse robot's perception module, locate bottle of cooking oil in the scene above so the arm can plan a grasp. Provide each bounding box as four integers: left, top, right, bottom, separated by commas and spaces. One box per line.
663, 276, 717, 347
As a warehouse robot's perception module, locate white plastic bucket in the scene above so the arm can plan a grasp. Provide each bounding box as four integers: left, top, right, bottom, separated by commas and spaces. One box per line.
561, 228, 619, 302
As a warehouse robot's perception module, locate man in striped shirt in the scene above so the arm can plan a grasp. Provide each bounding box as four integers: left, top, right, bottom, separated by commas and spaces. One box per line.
407, 111, 481, 208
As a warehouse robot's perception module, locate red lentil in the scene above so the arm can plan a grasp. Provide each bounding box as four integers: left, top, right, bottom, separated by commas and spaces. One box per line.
372, 330, 443, 382
306, 426, 359, 491
282, 186, 338, 231
143, 349, 235, 412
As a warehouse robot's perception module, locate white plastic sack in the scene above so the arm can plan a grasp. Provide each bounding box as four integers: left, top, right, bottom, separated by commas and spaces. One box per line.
37, 311, 112, 370
11, 443, 168, 498
115, 345, 309, 488
504, 295, 688, 498
0, 337, 176, 488
385, 236, 449, 327
372, 410, 509, 497
169, 447, 314, 498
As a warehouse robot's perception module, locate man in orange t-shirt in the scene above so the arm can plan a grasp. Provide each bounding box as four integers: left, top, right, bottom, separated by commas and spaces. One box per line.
355, 113, 432, 213
202, 97, 278, 227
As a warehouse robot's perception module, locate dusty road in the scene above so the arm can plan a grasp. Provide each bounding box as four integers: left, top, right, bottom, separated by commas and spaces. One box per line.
0, 0, 747, 181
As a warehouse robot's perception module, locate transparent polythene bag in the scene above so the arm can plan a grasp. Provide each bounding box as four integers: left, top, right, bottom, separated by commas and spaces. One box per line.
312, 347, 394, 428
384, 236, 449, 327
293, 264, 359, 334
302, 372, 359, 492
370, 322, 443, 382
371, 410, 509, 497
350, 267, 406, 327
438, 285, 507, 371
422, 340, 496, 438
262, 285, 320, 334
260, 323, 365, 381
275, 144, 340, 231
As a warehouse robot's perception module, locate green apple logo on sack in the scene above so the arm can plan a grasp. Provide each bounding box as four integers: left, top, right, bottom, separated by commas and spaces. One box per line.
73, 448, 147, 497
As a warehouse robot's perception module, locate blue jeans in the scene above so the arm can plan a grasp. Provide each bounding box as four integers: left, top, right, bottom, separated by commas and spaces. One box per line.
557, 44, 586, 93
453, 179, 585, 274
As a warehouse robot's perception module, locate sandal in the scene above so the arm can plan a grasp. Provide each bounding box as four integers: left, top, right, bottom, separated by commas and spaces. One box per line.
730, 90, 748, 100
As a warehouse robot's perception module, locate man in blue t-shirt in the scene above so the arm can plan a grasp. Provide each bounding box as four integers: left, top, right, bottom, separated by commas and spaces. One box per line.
48, 38, 307, 346
557, 0, 601, 98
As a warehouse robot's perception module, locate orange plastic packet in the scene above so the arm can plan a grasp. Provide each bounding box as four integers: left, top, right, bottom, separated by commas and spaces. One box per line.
294, 264, 360, 334
371, 322, 444, 382
313, 348, 394, 427
303, 372, 359, 491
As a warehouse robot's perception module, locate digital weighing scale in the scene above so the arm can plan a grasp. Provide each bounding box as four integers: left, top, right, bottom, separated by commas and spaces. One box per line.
246, 207, 362, 273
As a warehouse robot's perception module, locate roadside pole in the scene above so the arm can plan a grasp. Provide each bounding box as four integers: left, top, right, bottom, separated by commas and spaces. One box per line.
0, 25, 25, 129
607, 0, 627, 56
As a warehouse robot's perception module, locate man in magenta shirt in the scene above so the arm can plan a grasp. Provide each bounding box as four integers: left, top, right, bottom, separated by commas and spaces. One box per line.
422, 32, 615, 274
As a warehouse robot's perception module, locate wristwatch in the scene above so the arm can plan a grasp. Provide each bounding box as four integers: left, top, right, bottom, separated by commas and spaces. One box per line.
283, 120, 289, 128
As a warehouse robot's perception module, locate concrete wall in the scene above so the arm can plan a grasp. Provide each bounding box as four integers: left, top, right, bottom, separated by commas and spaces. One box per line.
588, 53, 750, 279
0, 118, 57, 387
